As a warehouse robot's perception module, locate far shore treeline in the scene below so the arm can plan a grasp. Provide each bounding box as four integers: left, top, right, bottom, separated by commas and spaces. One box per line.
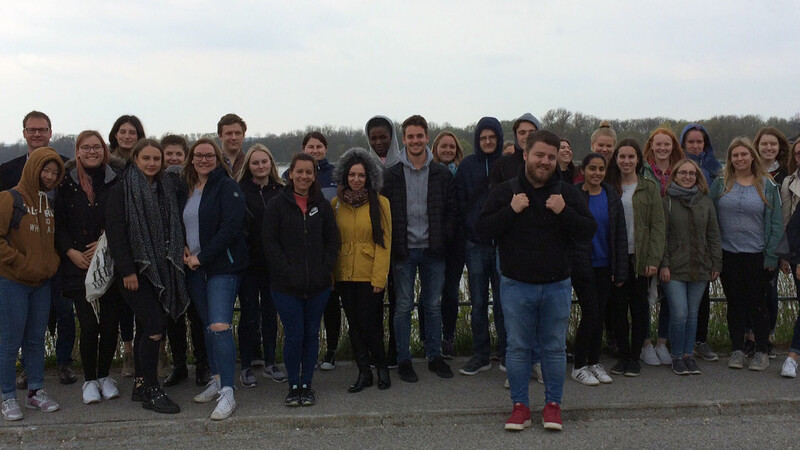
3, 108, 799, 165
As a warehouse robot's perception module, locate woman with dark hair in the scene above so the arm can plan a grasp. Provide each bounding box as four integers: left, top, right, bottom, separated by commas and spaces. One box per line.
781, 139, 800, 377
332, 147, 392, 392
236, 144, 287, 387
570, 153, 628, 385
0, 147, 64, 421
105, 139, 188, 413
108, 114, 146, 377
605, 139, 665, 377
659, 159, 721, 375
710, 137, 782, 372
182, 138, 247, 420
264, 153, 339, 407
55, 131, 123, 405
558, 139, 577, 184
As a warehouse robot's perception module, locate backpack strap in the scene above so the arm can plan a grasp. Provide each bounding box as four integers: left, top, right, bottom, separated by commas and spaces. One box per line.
8, 189, 25, 230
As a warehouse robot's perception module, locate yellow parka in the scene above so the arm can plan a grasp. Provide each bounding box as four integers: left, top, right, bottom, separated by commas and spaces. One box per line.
332, 195, 391, 288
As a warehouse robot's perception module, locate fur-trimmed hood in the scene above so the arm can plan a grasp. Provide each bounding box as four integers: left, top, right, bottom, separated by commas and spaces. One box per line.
333, 147, 384, 192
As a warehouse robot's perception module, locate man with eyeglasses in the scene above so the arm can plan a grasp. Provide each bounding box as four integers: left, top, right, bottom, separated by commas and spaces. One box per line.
2, 111, 77, 389
455, 117, 505, 376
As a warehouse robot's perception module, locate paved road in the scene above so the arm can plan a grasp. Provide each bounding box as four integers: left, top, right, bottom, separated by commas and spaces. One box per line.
2, 355, 799, 447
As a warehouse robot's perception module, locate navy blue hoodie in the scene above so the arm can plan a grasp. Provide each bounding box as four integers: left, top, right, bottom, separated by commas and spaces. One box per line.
679, 123, 721, 185
455, 117, 505, 243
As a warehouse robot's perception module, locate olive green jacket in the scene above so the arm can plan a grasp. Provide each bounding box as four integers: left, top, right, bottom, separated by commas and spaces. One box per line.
660, 193, 722, 281
627, 177, 666, 277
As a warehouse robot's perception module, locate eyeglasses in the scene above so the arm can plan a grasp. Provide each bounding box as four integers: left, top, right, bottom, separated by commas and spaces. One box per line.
24, 127, 50, 135
193, 153, 216, 161
79, 145, 104, 153
479, 136, 497, 143
676, 171, 697, 177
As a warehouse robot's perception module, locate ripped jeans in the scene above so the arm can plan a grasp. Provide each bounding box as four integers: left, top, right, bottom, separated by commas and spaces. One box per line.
187, 269, 241, 389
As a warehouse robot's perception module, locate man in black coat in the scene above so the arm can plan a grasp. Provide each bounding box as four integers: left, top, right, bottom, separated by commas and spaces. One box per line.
381, 115, 457, 383
477, 130, 596, 432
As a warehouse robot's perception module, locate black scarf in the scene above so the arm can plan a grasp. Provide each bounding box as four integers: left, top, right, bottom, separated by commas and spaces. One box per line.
123, 167, 189, 320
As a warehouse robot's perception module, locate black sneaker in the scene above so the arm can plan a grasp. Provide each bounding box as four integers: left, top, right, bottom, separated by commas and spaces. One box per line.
441, 339, 454, 360
610, 359, 627, 375
672, 357, 689, 375
131, 381, 145, 402
58, 365, 78, 385
300, 384, 315, 406
397, 360, 418, 383
683, 356, 702, 375
142, 386, 180, 414
624, 360, 640, 377
428, 357, 454, 378
284, 385, 301, 407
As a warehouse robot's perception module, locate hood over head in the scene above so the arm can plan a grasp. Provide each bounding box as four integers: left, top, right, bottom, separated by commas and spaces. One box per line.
365, 115, 400, 167
513, 112, 542, 152
19, 147, 65, 197
333, 147, 385, 192
473, 117, 504, 160
679, 123, 714, 155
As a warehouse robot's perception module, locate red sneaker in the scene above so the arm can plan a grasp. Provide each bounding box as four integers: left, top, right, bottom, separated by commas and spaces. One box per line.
504, 402, 531, 431
542, 402, 563, 431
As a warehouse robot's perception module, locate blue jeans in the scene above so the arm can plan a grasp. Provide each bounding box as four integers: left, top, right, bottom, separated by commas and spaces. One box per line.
501, 276, 571, 407
272, 288, 330, 387
465, 241, 500, 361
662, 280, 707, 357
0, 277, 52, 399
238, 266, 277, 369
393, 249, 445, 362
186, 269, 241, 389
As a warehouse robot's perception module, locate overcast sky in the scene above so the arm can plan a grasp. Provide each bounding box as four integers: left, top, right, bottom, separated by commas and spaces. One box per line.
1, 0, 798, 145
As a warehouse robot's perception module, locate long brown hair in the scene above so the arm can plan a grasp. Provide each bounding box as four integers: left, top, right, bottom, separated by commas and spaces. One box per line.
183, 138, 230, 192
754, 126, 790, 175
74, 130, 110, 204
719, 137, 771, 206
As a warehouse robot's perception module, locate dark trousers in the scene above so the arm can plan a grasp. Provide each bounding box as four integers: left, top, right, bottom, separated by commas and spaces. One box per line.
165, 301, 207, 369
573, 266, 612, 368
385, 272, 397, 364
322, 290, 341, 355
338, 281, 386, 369
610, 256, 650, 361
419, 238, 465, 344
68, 286, 123, 381
720, 251, 770, 353
119, 302, 134, 343
238, 266, 278, 368
120, 278, 166, 388
788, 264, 800, 354
47, 269, 75, 366
695, 287, 711, 343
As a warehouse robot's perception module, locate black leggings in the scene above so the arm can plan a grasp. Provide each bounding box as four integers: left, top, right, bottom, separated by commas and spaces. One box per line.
610, 256, 650, 361
572, 266, 612, 368
720, 251, 770, 353
323, 290, 341, 355
165, 301, 207, 369
68, 286, 123, 381
338, 281, 386, 368
120, 278, 166, 388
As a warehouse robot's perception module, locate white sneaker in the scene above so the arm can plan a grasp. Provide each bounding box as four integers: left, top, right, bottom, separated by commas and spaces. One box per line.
571, 366, 600, 386
532, 363, 544, 384
194, 377, 221, 403
2, 398, 22, 421
24, 389, 60, 412
640, 344, 660, 366
503, 378, 509, 389
82, 380, 101, 404
655, 344, 672, 365
589, 363, 613, 384
781, 357, 798, 378
210, 387, 236, 420
98, 376, 120, 400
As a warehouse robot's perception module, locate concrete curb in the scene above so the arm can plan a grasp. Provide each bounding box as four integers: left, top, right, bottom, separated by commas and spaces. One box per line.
3, 397, 798, 444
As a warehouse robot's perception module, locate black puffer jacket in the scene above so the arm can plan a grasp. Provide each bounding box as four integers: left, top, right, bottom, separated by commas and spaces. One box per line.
381, 154, 457, 260
574, 182, 629, 283
263, 186, 340, 299
239, 178, 282, 267
54, 163, 119, 292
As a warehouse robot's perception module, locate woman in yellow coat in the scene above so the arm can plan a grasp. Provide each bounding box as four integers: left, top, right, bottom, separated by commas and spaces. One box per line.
332, 147, 392, 392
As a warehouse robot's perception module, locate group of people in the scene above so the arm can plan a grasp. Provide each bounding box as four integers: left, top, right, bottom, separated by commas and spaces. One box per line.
2, 109, 800, 434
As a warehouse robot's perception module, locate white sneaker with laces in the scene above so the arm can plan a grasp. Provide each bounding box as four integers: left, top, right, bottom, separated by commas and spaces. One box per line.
532, 363, 544, 384
82, 380, 101, 404
210, 386, 236, 420
24, 389, 60, 412
589, 363, 613, 384
503, 378, 509, 389
655, 344, 672, 365
2, 398, 22, 421
781, 357, 798, 378
194, 377, 221, 403
98, 376, 120, 400
640, 344, 660, 366
571, 366, 600, 386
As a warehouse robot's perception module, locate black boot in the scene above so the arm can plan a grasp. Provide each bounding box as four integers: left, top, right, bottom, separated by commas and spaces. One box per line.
142, 386, 180, 414
348, 368, 374, 393
377, 365, 391, 390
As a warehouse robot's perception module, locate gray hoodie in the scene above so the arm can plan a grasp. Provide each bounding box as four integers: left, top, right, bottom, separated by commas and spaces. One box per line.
365, 115, 401, 168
